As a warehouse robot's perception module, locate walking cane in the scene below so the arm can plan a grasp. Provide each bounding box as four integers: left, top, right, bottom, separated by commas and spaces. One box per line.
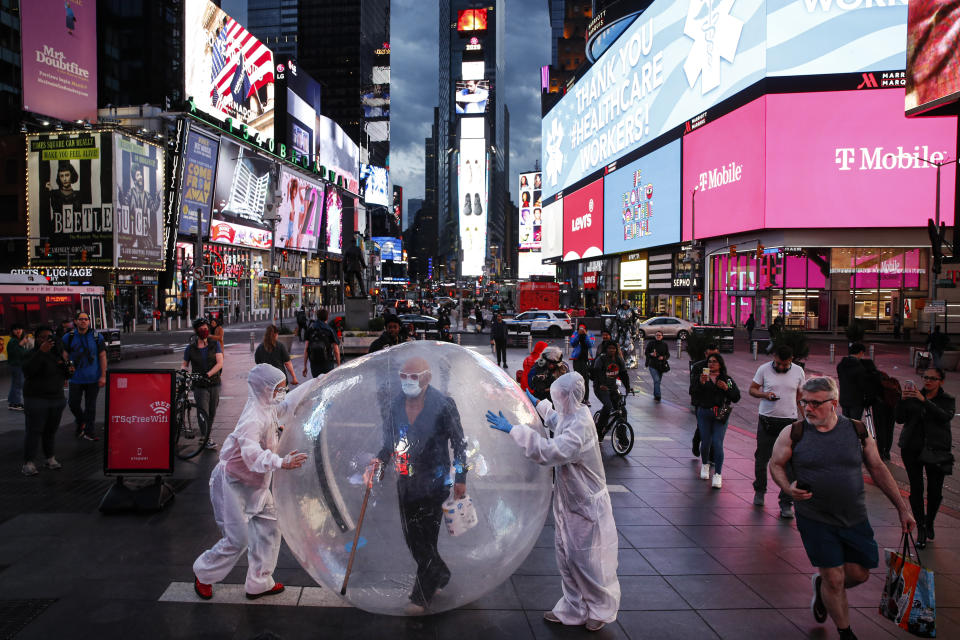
341, 465, 378, 595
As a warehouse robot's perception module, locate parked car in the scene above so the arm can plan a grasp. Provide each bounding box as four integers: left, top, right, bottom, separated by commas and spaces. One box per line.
505, 310, 573, 338
397, 313, 441, 338
636, 316, 695, 340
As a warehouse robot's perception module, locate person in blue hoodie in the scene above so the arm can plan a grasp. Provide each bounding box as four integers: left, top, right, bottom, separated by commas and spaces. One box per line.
569, 324, 595, 405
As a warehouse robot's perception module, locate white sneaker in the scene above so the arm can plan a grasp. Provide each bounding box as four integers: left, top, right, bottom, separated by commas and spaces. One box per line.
712, 473, 722, 489
699, 464, 710, 480
21, 461, 38, 476
44, 457, 62, 470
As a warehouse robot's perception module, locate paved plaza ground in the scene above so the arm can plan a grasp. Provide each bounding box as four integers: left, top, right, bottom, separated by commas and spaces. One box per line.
0, 329, 958, 639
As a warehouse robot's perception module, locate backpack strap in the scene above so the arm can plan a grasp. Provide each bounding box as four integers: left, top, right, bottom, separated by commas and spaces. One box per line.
851, 419, 869, 443
789, 419, 805, 445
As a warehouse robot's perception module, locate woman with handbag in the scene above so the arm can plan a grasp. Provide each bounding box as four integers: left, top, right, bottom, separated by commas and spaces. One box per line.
690, 353, 740, 488
644, 331, 670, 402
895, 367, 954, 548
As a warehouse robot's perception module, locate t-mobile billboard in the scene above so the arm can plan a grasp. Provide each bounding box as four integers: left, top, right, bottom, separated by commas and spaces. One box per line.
682, 97, 766, 241
766, 89, 957, 228
21, 0, 98, 123
563, 178, 604, 261
604, 139, 681, 254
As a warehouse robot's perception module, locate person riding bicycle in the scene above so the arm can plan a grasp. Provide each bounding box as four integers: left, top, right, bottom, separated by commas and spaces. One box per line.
591, 340, 632, 437
181, 317, 223, 450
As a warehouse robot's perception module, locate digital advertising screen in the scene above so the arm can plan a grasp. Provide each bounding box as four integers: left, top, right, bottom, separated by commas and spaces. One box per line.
323, 185, 343, 255
620, 258, 648, 291
184, 0, 275, 139
462, 60, 485, 81
372, 236, 403, 262
906, 0, 960, 114
518, 171, 543, 251
458, 138, 488, 277
178, 129, 219, 237
393, 186, 403, 227
211, 137, 278, 228
361, 85, 390, 119
541, 199, 563, 262
114, 135, 165, 269
562, 178, 604, 262
27, 132, 114, 267
518, 252, 556, 280
21, 0, 98, 123
276, 169, 323, 251
604, 139, 681, 254
209, 219, 272, 249
457, 8, 488, 33
315, 115, 360, 195
360, 163, 390, 207
766, 89, 957, 229
682, 97, 766, 241
105, 371, 175, 475
283, 61, 322, 159
455, 80, 490, 114
460, 117, 485, 139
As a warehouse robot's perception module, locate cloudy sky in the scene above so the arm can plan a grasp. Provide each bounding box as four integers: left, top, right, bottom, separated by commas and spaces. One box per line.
390, 0, 552, 218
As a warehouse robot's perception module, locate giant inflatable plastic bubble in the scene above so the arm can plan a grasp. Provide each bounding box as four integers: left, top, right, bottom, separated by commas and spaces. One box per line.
274, 341, 552, 616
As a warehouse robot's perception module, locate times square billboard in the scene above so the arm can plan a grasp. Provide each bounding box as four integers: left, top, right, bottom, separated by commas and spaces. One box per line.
542, 0, 912, 200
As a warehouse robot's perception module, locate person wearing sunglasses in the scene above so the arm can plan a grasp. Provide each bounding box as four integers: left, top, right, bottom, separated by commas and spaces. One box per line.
362, 356, 468, 614
770, 377, 914, 640
895, 368, 955, 548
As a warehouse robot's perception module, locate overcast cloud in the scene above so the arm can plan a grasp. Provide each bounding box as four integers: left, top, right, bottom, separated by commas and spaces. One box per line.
391, 0, 551, 218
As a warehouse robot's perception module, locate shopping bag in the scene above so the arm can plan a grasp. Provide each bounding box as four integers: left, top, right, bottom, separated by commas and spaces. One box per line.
879, 533, 936, 637
442, 493, 479, 537
862, 407, 877, 439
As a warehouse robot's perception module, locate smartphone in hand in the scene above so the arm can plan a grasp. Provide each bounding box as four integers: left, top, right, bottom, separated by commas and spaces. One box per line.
796, 481, 812, 492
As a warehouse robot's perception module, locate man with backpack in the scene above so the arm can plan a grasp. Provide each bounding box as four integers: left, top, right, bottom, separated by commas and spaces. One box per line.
303, 309, 340, 377
296, 306, 308, 342
62, 311, 107, 441
769, 377, 914, 640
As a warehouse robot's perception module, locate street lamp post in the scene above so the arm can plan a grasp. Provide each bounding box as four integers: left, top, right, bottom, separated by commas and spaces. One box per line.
916, 155, 958, 332
689, 186, 698, 323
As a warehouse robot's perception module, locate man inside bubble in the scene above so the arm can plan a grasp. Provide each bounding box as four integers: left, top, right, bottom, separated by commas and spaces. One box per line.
363, 355, 469, 614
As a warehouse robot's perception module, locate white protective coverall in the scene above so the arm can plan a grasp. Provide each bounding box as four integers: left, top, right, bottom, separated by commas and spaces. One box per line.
509, 371, 620, 624
193, 364, 318, 593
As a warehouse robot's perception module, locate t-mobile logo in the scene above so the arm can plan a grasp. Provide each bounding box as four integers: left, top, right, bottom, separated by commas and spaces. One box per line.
698, 161, 743, 191
834, 146, 948, 171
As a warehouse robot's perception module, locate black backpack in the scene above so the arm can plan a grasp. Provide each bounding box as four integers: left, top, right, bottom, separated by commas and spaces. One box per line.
308, 322, 335, 361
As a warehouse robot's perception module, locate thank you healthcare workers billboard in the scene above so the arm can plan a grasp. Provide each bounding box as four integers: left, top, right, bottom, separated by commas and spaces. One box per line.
105, 371, 176, 475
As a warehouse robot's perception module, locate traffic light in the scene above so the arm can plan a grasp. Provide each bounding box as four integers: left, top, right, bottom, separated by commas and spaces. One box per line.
928, 218, 946, 274
756, 244, 764, 261
729, 245, 737, 260
43, 242, 51, 257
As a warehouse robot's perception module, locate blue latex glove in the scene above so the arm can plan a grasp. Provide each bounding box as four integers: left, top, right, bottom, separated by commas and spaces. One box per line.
486, 410, 514, 433
524, 389, 539, 405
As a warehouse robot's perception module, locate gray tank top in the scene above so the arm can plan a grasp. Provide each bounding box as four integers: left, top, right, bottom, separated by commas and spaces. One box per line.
792, 416, 868, 528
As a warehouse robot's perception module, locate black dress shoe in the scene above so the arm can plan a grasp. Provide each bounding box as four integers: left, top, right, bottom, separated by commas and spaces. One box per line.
917, 524, 927, 549
926, 519, 935, 541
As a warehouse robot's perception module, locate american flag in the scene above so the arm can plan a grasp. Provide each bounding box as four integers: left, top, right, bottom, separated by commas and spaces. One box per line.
210, 17, 273, 115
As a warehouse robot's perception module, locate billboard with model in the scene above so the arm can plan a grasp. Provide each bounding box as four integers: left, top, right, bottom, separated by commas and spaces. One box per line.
114, 135, 165, 269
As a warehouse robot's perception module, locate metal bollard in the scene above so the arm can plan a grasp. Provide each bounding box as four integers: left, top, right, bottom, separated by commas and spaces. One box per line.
250, 331, 255, 352
910, 346, 917, 367
456, 333, 461, 345
868, 344, 875, 361
152, 318, 158, 332
177, 316, 182, 330
166, 317, 172, 331
752, 340, 758, 361
829, 343, 836, 364
527, 334, 533, 351
677, 339, 683, 358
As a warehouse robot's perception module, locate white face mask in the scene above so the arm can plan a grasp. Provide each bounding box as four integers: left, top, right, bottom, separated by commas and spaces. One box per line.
401, 380, 422, 397
273, 387, 287, 405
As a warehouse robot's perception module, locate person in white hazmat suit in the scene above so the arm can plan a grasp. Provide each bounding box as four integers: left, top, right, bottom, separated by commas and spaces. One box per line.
486, 371, 620, 632
193, 364, 313, 600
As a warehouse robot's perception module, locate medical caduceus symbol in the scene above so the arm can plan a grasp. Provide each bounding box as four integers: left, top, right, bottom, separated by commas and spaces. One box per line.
683, 0, 744, 95
545, 118, 565, 188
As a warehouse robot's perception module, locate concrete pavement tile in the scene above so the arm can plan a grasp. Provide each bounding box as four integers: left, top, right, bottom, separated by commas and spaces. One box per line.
638, 547, 729, 576
706, 547, 801, 575
698, 609, 807, 639
512, 574, 563, 610
612, 508, 672, 526
336, 608, 437, 640
778, 607, 899, 640
158, 581, 303, 606
535, 525, 555, 548
620, 477, 682, 493
515, 547, 560, 575
734, 524, 806, 551
653, 507, 731, 526
618, 525, 697, 549
775, 547, 819, 573
228, 605, 346, 639
461, 578, 523, 609
524, 610, 629, 639
617, 549, 659, 575
297, 586, 349, 607
675, 525, 756, 548
609, 492, 648, 508
618, 575, 692, 610
618, 610, 719, 639
632, 492, 700, 508
932, 573, 960, 607
713, 507, 781, 526
434, 609, 535, 640
737, 573, 822, 609
604, 467, 659, 479
665, 574, 768, 609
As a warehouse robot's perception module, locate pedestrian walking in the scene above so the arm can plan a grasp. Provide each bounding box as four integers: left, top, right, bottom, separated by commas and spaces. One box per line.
873, 368, 902, 460
644, 331, 669, 402
490, 312, 509, 368
769, 376, 914, 640
895, 367, 954, 548
122, 310, 132, 333
234, 302, 240, 323
690, 353, 740, 488
193, 365, 311, 601
745, 313, 756, 345
569, 323, 594, 403
304, 309, 341, 375
20, 326, 71, 476
689, 342, 720, 458
296, 306, 308, 342
591, 340, 632, 436
367, 315, 401, 354
62, 311, 107, 441
7, 324, 30, 411
182, 318, 223, 449
927, 325, 949, 368
208, 315, 225, 358
766, 315, 784, 353
475, 305, 485, 333
486, 372, 620, 631
748, 345, 805, 517
836, 343, 867, 420
254, 325, 298, 385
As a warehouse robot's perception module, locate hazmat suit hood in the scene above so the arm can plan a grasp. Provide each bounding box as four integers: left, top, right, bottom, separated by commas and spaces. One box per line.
246, 363, 287, 410
550, 372, 585, 416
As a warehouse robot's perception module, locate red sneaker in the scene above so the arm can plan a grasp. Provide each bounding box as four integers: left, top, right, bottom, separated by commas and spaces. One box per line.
194, 577, 213, 600
246, 582, 285, 600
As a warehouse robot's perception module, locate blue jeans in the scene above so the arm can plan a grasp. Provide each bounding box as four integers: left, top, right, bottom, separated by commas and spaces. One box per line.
7, 365, 23, 405
68, 382, 100, 435
696, 407, 728, 474
647, 367, 663, 399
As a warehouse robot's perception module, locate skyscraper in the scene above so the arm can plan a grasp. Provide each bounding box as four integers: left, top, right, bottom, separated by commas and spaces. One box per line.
246, 0, 299, 61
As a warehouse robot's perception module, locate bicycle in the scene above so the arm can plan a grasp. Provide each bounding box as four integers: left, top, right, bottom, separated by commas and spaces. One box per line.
593, 384, 635, 456
174, 370, 211, 460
